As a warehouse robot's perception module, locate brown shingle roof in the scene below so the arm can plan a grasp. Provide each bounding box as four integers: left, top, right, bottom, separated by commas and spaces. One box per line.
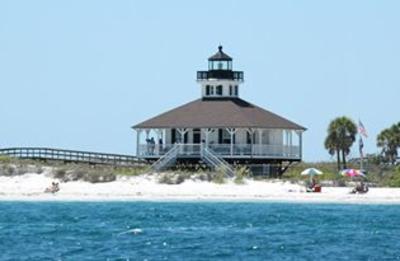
132, 98, 306, 130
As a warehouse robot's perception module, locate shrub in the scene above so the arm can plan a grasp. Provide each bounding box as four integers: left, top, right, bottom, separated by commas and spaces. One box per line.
0, 156, 12, 164
115, 166, 150, 176
212, 166, 226, 184
234, 166, 250, 185
195, 171, 212, 182
83, 170, 116, 183
158, 172, 186, 185
53, 168, 67, 180
0, 164, 16, 176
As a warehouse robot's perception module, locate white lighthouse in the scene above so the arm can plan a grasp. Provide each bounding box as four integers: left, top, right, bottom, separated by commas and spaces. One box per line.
197, 45, 243, 98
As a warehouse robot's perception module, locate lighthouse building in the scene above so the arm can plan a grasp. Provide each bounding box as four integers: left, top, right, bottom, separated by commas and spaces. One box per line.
132, 46, 306, 174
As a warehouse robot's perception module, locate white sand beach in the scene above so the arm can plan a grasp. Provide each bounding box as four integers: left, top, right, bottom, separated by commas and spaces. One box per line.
1, 172, 400, 204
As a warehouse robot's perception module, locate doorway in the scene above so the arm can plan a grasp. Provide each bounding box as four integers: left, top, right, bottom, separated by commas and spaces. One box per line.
193, 129, 201, 144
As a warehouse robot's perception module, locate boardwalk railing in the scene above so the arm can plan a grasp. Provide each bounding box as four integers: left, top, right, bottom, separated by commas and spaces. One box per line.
0, 147, 145, 166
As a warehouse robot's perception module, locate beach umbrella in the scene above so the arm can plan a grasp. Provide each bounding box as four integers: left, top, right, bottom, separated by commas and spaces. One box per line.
340, 169, 366, 177
301, 168, 323, 182
301, 168, 323, 176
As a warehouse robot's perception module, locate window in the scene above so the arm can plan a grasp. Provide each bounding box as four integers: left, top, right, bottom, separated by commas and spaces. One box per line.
234, 85, 238, 96
216, 85, 223, 95
206, 85, 210, 96
228, 61, 232, 70
229, 85, 233, 96
210, 86, 214, 95
208, 61, 213, 70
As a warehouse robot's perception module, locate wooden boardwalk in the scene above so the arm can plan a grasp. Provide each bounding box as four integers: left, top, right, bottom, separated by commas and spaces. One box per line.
0, 147, 146, 166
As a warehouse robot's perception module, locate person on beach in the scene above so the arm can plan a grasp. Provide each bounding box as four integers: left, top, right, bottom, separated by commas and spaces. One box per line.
306, 177, 321, 192
145, 138, 151, 155
159, 138, 163, 152
351, 181, 368, 194
44, 182, 60, 194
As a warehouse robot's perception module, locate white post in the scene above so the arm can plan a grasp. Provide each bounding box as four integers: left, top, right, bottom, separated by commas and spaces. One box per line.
145, 129, 151, 155
258, 129, 263, 155
297, 131, 302, 159
136, 129, 142, 157
177, 128, 188, 142
156, 129, 163, 155
206, 129, 209, 146
202, 128, 213, 147
226, 128, 236, 156
285, 130, 289, 156
177, 128, 188, 154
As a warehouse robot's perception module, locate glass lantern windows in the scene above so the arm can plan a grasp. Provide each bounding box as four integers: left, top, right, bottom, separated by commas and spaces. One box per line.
208, 60, 232, 71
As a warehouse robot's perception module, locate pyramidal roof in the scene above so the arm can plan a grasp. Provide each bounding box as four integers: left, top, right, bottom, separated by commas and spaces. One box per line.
208, 46, 232, 61
133, 98, 306, 130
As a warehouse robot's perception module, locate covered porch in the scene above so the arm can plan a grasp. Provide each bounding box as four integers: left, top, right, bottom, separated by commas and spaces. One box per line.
135, 127, 303, 160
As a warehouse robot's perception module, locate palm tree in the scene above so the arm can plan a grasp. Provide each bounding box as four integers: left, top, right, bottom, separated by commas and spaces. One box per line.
325, 117, 357, 170
324, 132, 341, 171
377, 123, 400, 164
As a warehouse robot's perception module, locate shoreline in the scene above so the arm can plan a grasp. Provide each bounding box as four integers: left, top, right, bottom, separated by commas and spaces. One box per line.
2, 195, 400, 205
1, 173, 400, 204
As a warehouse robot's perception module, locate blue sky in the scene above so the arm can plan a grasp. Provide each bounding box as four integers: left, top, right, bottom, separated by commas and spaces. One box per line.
0, 1, 399, 161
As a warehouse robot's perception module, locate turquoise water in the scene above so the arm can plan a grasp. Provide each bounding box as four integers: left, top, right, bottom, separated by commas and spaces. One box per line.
1, 202, 400, 260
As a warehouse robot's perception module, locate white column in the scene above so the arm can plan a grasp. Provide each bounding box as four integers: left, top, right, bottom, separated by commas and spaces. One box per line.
226, 128, 236, 156
145, 129, 150, 140
202, 128, 213, 147
136, 129, 142, 157
177, 128, 188, 154
144, 129, 151, 155
285, 130, 289, 156
290, 130, 293, 156
297, 130, 302, 159
258, 129, 263, 155
177, 128, 188, 143
156, 129, 163, 155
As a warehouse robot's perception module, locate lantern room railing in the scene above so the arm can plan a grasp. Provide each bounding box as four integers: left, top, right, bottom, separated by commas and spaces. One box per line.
197, 70, 244, 81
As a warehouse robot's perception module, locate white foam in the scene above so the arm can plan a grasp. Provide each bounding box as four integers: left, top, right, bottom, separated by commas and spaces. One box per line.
118, 228, 143, 236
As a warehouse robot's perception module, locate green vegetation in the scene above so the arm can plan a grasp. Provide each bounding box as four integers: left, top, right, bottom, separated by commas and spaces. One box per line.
284, 162, 347, 186
114, 166, 150, 176
212, 166, 227, 184
324, 116, 357, 171
377, 122, 400, 164
0, 155, 12, 163
234, 166, 250, 184
386, 166, 400, 187
158, 172, 188, 185
283, 160, 400, 187
0, 157, 150, 183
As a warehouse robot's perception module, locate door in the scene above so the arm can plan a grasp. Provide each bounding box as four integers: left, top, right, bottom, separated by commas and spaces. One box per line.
193, 129, 201, 144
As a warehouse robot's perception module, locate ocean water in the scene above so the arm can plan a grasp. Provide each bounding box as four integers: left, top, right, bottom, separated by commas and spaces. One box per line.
0, 202, 400, 260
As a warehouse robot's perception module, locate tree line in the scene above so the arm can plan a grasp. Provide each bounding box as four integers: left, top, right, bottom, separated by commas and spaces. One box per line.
324, 117, 400, 170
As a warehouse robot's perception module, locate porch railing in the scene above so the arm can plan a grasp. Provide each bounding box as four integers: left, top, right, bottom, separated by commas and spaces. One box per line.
138, 144, 300, 159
